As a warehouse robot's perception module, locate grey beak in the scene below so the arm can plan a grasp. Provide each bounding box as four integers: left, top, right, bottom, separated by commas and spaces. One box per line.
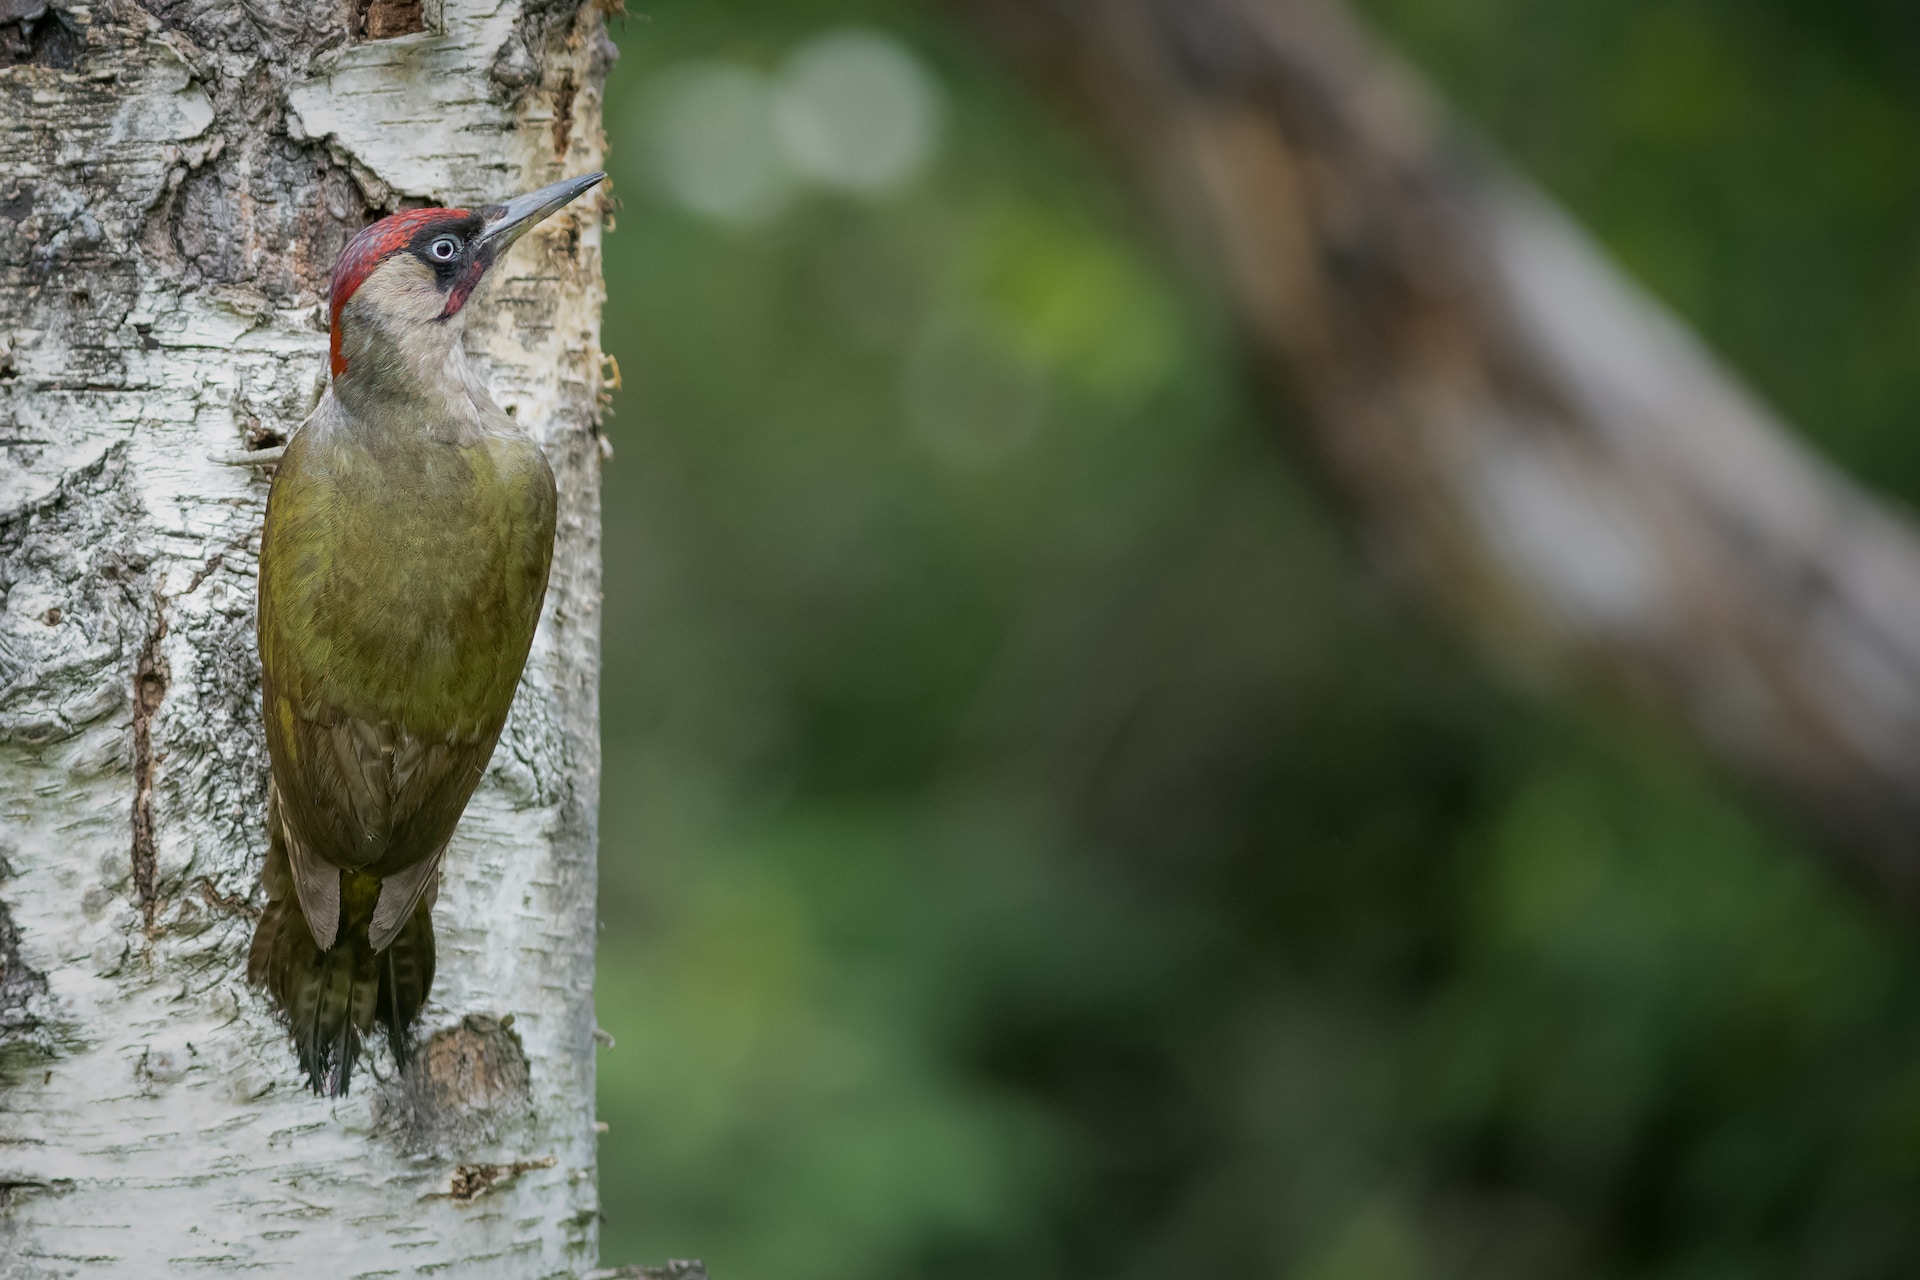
477, 171, 606, 253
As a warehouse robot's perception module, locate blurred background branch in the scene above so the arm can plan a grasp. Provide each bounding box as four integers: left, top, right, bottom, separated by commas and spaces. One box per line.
595, 0, 1920, 1274
946, 0, 1920, 908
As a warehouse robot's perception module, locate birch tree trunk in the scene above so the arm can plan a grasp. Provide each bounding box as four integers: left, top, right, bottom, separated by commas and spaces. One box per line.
0, 0, 612, 1273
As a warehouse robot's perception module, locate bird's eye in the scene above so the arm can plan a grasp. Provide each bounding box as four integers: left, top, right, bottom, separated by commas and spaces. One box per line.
429, 236, 461, 262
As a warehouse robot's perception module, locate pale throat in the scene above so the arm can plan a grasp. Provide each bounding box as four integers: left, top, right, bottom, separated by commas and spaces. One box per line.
333, 257, 487, 418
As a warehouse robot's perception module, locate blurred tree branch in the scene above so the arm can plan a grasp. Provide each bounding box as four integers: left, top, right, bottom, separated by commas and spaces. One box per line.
946, 0, 1920, 906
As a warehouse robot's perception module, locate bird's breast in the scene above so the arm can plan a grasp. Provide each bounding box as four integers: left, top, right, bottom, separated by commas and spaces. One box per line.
259, 412, 558, 736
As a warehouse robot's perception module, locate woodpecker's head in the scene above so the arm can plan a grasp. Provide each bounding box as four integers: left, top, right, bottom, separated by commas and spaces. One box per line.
327, 171, 605, 384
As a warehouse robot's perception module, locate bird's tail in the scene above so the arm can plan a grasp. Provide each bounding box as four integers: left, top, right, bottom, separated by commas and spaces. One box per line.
248, 835, 435, 1096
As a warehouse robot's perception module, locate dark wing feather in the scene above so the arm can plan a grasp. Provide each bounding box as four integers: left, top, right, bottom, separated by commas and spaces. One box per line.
263, 683, 496, 878
368, 850, 443, 952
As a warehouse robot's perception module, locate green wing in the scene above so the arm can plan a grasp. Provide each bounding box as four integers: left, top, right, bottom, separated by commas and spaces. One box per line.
257, 412, 557, 886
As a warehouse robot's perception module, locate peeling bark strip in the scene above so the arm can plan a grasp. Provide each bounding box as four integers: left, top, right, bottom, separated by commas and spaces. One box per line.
0, 0, 611, 1273
950, 0, 1920, 906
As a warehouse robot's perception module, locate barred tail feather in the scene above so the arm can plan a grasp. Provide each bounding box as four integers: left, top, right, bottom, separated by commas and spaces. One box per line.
376, 896, 436, 1068
248, 893, 378, 1095
248, 859, 437, 1096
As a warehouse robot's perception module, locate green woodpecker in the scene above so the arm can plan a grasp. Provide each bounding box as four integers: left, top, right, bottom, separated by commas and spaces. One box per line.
249, 172, 604, 1096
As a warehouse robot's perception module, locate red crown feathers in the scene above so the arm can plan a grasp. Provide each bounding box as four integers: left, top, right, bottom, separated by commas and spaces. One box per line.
328, 207, 473, 378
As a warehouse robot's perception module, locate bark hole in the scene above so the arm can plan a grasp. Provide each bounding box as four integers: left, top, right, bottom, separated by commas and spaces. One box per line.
356, 0, 426, 41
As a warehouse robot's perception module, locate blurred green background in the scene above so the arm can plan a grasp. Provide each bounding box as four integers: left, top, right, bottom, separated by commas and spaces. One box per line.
591, 1, 1920, 1276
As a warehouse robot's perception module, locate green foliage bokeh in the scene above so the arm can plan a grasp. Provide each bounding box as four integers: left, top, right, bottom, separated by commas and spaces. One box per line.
592, 1, 1920, 1276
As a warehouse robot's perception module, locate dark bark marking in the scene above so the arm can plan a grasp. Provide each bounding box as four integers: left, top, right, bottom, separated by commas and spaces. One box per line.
179, 551, 227, 599
0, 446, 151, 747
446, 1154, 555, 1201
129, 597, 169, 929
135, 0, 348, 60
356, 0, 424, 41
549, 70, 576, 158
0, 894, 50, 1044
489, 0, 588, 103
120, 533, 265, 932
194, 875, 258, 918
0, 7, 81, 70
377, 1014, 535, 1156
153, 138, 378, 305
0, 24, 145, 379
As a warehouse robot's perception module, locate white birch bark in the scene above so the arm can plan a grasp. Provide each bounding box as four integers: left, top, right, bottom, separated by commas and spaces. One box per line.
0, 0, 612, 1273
